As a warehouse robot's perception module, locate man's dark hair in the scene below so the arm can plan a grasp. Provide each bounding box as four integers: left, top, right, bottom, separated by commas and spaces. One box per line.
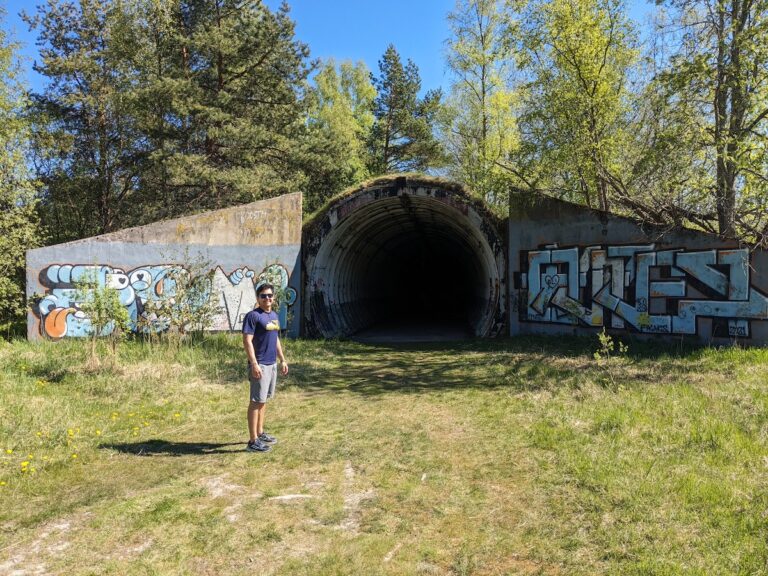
256, 283, 275, 295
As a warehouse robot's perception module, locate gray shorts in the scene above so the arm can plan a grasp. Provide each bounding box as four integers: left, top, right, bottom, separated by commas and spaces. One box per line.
249, 363, 277, 403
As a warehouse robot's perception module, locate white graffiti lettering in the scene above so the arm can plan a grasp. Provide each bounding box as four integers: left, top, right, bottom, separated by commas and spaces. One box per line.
520, 246, 768, 338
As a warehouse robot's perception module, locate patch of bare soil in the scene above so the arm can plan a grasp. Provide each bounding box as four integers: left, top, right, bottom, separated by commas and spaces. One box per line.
0, 514, 90, 576
337, 461, 374, 534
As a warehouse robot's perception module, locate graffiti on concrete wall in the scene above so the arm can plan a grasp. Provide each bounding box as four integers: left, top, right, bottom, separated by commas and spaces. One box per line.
519, 245, 768, 337
35, 263, 297, 339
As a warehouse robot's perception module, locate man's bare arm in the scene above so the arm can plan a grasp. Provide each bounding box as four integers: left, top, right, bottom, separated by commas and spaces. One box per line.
276, 337, 288, 375
243, 333, 262, 379
243, 333, 258, 364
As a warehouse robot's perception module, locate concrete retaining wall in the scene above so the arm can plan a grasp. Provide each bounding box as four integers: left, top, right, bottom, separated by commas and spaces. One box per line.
26, 193, 302, 340
509, 193, 768, 344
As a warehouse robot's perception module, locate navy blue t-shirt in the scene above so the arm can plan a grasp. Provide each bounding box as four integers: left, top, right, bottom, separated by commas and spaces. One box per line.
243, 308, 280, 365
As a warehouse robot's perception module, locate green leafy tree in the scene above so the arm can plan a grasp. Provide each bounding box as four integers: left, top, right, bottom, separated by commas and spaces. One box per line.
25, 0, 144, 242
368, 44, 444, 174
652, 0, 768, 241
129, 0, 313, 222
140, 253, 219, 343
513, 0, 639, 211
0, 8, 44, 329
302, 59, 376, 213
441, 0, 519, 210
27, 0, 313, 239
73, 271, 131, 364
603, 52, 716, 231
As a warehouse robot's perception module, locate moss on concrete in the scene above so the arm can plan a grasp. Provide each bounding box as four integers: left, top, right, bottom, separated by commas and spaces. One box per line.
303, 173, 504, 234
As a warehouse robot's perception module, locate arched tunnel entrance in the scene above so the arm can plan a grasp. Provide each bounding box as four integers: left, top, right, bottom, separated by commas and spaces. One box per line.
302, 176, 507, 341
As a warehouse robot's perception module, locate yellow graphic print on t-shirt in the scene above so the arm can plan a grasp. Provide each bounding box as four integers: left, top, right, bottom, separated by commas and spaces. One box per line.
265, 319, 280, 331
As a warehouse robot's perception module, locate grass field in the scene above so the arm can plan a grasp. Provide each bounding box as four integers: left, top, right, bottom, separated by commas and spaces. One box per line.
0, 334, 767, 575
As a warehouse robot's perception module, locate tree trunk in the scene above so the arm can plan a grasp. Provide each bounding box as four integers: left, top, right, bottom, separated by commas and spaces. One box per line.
714, 1, 736, 237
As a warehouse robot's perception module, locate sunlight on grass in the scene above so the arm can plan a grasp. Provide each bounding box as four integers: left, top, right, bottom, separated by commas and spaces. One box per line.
0, 335, 766, 575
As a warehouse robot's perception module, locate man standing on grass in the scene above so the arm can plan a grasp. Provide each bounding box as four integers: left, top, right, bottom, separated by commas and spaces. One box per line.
242, 283, 288, 452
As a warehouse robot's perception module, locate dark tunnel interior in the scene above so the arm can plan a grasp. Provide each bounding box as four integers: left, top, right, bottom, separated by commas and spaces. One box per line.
364, 236, 478, 330
308, 195, 500, 341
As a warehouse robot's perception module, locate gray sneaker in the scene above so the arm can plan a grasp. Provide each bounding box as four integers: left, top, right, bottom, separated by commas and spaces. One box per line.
258, 432, 277, 444
246, 439, 271, 452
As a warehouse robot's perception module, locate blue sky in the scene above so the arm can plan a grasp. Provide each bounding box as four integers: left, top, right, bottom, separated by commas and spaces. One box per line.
276, 0, 457, 92
2, 0, 655, 93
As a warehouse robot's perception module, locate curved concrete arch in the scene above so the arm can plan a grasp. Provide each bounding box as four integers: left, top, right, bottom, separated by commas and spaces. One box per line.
303, 176, 507, 339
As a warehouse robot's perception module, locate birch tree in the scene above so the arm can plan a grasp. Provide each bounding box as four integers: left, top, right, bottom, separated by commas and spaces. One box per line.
654, 0, 768, 240
441, 0, 518, 210
514, 0, 639, 211
303, 59, 376, 212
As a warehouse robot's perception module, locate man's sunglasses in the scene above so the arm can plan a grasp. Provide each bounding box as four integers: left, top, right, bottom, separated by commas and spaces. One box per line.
258, 293, 274, 299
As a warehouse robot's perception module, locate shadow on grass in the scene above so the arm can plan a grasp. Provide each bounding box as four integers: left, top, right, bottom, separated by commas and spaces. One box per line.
21, 333, 721, 399
189, 333, 716, 397
285, 354, 573, 396
100, 439, 243, 456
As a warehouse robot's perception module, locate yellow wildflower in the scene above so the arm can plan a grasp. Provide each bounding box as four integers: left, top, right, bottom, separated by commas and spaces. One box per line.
71, 454, 78, 459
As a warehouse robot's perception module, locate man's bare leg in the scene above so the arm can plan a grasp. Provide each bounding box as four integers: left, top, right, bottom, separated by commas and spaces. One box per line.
247, 401, 262, 442
256, 402, 267, 436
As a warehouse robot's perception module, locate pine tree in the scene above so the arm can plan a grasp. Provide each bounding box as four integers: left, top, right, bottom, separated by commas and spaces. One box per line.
27, 0, 314, 237
26, 0, 144, 241
130, 0, 313, 222
368, 44, 443, 174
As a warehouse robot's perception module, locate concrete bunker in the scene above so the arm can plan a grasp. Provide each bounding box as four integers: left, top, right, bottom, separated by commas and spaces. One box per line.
303, 176, 507, 340
25, 175, 768, 344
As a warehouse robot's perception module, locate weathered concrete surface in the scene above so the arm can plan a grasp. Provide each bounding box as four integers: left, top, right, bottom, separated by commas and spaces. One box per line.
28, 181, 768, 345
303, 175, 507, 339
27, 193, 302, 341
509, 192, 768, 344
80, 193, 301, 246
